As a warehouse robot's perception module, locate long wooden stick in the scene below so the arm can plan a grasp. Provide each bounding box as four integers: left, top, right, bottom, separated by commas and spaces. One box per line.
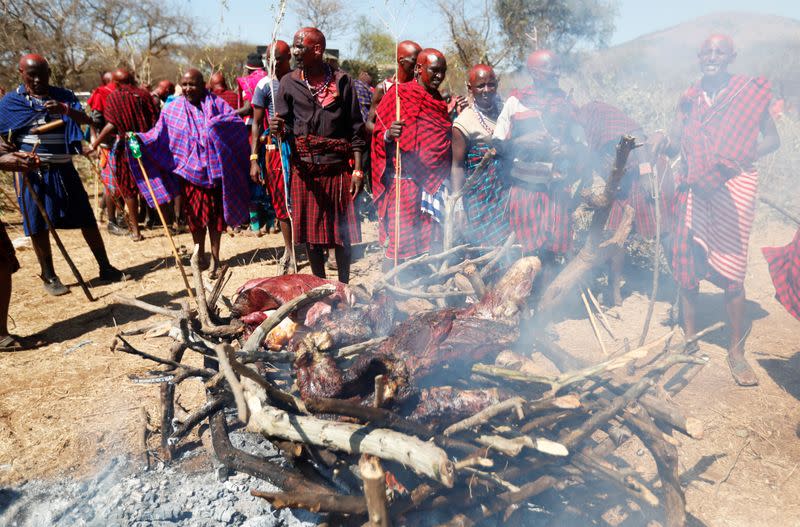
581, 290, 608, 356
393, 48, 402, 279
639, 162, 662, 346
20, 169, 95, 301
133, 155, 193, 298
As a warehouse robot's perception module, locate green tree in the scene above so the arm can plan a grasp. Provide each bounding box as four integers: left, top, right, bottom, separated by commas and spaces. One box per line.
355, 16, 395, 67
494, 0, 618, 63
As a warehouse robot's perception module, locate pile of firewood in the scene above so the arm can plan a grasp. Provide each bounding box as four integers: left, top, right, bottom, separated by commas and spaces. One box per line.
111, 137, 712, 527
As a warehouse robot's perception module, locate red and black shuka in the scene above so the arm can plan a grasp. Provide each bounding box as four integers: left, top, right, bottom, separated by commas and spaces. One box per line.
274, 69, 365, 248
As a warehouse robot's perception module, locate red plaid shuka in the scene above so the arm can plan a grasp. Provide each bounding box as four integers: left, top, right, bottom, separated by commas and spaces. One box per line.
679, 75, 772, 193
762, 227, 800, 321
503, 86, 577, 255
181, 180, 225, 233
672, 75, 772, 290
264, 141, 289, 220
213, 88, 240, 111
372, 81, 451, 259
103, 84, 160, 199
291, 135, 360, 247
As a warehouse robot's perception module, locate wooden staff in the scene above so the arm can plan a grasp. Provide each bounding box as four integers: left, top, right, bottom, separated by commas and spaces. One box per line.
126, 133, 194, 299
393, 60, 402, 279
22, 142, 95, 301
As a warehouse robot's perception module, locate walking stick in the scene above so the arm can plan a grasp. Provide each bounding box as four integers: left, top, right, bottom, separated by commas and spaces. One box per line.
274, 136, 297, 274
126, 133, 194, 299
22, 143, 95, 301
393, 57, 402, 280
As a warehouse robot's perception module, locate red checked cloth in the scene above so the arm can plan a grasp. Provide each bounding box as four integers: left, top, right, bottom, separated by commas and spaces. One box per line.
372, 81, 451, 259
762, 227, 800, 321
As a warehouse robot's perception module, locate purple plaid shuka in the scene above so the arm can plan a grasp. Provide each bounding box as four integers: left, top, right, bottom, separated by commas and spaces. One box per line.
128, 92, 251, 226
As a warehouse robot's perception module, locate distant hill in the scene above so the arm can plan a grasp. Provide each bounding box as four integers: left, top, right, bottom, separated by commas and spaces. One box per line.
577, 11, 800, 96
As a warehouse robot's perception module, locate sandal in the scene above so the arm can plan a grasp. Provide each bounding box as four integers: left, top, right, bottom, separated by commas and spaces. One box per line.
727, 354, 758, 387
129, 232, 144, 242
43, 276, 69, 296
0, 334, 45, 352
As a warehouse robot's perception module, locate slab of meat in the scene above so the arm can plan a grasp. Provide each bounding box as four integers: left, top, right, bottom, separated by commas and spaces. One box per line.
409, 386, 501, 423
232, 274, 354, 325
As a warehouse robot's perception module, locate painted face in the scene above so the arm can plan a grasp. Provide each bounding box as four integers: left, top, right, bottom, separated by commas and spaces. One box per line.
268, 41, 292, 78
181, 71, 204, 105
526, 50, 560, 89
292, 32, 321, 69
20, 60, 50, 96
416, 53, 447, 91
698, 36, 735, 78
467, 66, 497, 110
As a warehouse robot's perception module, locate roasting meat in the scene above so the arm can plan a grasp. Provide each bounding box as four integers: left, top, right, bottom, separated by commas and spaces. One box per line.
294, 257, 542, 411
409, 386, 501, 423
232, 274, 354, 326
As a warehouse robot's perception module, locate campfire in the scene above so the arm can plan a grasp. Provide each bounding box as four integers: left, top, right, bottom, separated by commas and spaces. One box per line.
112, 137, 710, 526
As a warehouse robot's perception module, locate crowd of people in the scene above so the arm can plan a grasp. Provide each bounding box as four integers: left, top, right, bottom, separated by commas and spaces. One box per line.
0, 28, 798, 389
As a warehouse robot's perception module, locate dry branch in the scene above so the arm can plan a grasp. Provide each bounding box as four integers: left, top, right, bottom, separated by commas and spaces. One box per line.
360, 455, 392, 527
251, 489, 367, 514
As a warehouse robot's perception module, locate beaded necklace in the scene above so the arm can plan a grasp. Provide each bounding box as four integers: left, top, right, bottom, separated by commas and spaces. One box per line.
303, 64, 333, 99
471, 102, 497, 136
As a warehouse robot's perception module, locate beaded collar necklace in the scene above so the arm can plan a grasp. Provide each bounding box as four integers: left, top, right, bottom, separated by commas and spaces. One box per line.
303, 64, 333, 99
472, 102, 497, 135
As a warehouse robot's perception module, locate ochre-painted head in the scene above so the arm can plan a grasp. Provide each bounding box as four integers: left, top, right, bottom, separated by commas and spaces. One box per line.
415, 48, 447, 92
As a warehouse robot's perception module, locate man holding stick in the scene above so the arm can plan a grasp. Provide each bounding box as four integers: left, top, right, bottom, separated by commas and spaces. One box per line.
250, 40, 294, 272
664, 35, 780, 386
129, 68, 250, 278
365, 41, 422, 135
90, 68, 160, 242
0, 54, 128, 296
372, 48, 452, 268
270, 27, 365, 284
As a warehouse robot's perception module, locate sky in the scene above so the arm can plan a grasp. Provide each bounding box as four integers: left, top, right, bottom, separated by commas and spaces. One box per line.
190, 0, 800, 57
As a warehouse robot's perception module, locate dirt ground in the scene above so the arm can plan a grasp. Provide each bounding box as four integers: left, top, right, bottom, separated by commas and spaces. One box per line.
0, 175, 798, 526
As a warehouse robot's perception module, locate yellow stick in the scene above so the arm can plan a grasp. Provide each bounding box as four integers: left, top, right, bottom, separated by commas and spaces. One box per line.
134, 157, 194, 299
581, 290, 607, 356
393, 57, 402, 281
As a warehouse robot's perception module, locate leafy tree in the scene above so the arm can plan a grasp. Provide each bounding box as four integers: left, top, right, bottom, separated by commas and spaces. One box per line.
494, 0, 618, 63
355, 16, 395, 67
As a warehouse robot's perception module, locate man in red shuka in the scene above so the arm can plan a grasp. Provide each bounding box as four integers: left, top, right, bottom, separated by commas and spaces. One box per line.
663, 34, 780, 386
90, 68, 160, 242
372, 48, 452, 270
365, 40, 421, 136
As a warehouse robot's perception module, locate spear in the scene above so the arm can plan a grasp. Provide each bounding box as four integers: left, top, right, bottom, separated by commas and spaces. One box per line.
126, 132, 194, 299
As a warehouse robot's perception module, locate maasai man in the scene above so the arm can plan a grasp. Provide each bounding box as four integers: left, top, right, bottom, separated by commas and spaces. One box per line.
372, 48, 452, 268
90, 68, 160, 242
237, 53, 267, 125
0, 147, 42, 349
0, 54, 127, 296
87, 71, 119, 230
208, 72, 240, 111
130, 68, 250, 276
664, 35, 779, 386
270, 27, 365, 283
451, 64, 509, 247
353, 71, 374, 122
250, 40, 295, 271
365, 40, 421, 135
152, 79, 175, 109
578, 101, 675, 306
492, 50, 586, 271
763, 228, 800, 322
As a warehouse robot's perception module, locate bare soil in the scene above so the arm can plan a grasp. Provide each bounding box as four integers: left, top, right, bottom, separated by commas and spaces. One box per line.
0, 175, 798, 526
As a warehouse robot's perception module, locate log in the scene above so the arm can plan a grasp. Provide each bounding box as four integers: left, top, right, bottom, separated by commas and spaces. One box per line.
625, 410, 686, 527
639, 394, 703, 439
537, 136, 638, 315
243, 386, 455, 487
360, 455, 392, 527
214, 344, 248, 422
336, 337, 390, 359
251, 489, 367, 514
209, 412, 331, 494
168, 395, 230, 445
160, 382, 175, 462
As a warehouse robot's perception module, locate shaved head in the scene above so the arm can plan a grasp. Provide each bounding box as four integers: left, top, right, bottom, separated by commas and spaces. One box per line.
18, 54, 48, 71
468, 64, 495, 85
102, 71, 113, 85
267, 40, 292, 79
113, 68, 134, 85
268, 39, 291, 58
154, 79, 175, 100
415, 48, 447, 92
298, 27, 326, 50
701, 34, 735, 54
18, 54, 50, 95
208, 71, 228, 90
181, 68, 205, 105
398, 40, 422, 60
